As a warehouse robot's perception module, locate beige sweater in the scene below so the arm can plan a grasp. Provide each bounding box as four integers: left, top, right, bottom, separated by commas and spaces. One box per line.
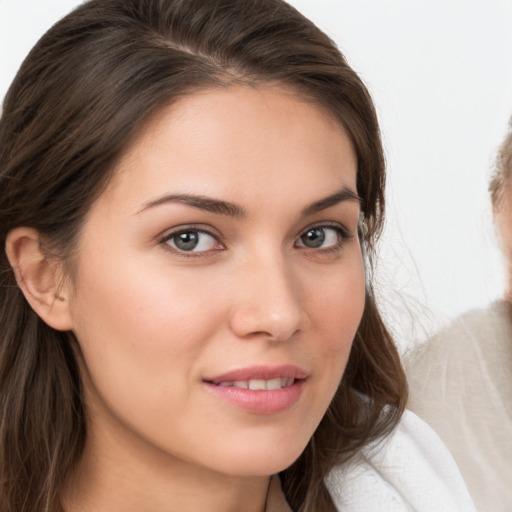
406, 301, 512, 511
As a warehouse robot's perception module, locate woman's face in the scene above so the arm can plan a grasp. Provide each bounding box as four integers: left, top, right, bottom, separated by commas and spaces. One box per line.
65, 86, 365, 478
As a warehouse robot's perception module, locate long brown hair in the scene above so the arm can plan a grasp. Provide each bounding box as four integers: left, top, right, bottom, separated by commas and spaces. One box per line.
0, 1, 407, 510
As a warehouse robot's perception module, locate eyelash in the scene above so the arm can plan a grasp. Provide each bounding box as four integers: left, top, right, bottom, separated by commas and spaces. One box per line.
159, 225, 223, 258
158, 223, 352, 258
295, 223, 352, 256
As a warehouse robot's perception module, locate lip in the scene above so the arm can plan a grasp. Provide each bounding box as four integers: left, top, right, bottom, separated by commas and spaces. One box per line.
204, 364, 308, 384
203, 365, 307, 415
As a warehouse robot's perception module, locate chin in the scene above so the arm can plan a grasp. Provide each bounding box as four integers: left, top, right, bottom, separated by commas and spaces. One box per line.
211, 439, 308, 478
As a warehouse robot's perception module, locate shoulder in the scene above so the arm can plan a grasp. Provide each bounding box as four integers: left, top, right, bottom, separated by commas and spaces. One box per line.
405, 300, 512, 410
406, 301, 512, 371
404, 302, 512, 510
325, 410, 476, 512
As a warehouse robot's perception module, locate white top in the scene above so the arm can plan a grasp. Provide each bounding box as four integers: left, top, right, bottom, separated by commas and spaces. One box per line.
326, 410, 476, 511
267, 410, 476, 511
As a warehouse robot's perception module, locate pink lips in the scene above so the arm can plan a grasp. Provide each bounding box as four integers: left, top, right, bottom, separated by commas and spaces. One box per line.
203, 365, 307, 415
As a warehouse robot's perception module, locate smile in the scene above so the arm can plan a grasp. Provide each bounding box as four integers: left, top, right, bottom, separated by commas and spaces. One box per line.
216, 378, 295, 390
203, 365, 307, 414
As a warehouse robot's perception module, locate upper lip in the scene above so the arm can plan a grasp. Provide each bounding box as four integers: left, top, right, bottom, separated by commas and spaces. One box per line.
204, 365, 308, 384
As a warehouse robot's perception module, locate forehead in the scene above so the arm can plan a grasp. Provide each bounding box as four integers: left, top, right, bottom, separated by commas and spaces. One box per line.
100, 85, 357, 213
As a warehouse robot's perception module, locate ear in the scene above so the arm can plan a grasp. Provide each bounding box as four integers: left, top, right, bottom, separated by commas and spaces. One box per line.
5, 227, 74, 331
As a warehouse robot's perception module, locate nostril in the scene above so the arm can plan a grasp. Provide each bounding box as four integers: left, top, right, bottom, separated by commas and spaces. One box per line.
229, 308, 304, 342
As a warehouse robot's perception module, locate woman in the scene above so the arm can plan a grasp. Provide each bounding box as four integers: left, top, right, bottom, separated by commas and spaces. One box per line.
0, 0, 474, 510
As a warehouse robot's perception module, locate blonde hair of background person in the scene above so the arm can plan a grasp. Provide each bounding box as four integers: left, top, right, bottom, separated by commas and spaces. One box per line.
0, 0, 475, 511
407, 116, 512, 512
491, 116, 512, 291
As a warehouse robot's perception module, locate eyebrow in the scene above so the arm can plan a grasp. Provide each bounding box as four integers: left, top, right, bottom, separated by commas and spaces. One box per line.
139, 194, 246, 218
301, 187, 362, 216
138, 186, 361, 218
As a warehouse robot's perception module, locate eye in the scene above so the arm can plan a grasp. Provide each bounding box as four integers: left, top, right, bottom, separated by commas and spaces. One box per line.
162, 229, 222, 253
296, 226, 343, 249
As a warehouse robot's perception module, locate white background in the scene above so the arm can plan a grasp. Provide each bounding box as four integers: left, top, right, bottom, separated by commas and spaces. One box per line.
1, 1, 512, 348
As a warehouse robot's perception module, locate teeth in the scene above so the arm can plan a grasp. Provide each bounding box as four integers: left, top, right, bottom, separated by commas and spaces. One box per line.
216, 378, 295, 390
266, 378, 282, 390
249, 379, 266, 390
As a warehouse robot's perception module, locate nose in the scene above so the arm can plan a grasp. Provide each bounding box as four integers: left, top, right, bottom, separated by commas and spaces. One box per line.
228, 252, 307, 342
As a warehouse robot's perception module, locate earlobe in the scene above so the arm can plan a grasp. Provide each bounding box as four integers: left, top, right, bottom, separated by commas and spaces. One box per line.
5, 227, 74, 331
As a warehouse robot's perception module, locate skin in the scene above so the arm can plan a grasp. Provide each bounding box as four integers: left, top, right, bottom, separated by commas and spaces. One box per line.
495, 183, 512, 300
56, 86, 366, 512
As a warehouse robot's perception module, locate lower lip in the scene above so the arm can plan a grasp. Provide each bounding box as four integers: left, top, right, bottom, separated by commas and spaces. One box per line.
204, 380, 305, 414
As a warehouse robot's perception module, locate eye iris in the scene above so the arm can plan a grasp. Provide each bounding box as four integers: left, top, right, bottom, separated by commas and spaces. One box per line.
174, 232, 199, 251
302, 228, 325, 248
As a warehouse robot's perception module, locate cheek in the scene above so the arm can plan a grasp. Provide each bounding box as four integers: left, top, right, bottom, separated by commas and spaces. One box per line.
68, 253, 230, 400
301, 254, 366, 411
72, 252, 222, 341
308, 257, 366, 356
67, 257, 230, 444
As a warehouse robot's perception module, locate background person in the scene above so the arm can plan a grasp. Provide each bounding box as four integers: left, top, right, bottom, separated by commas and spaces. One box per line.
407, 117, 512, 511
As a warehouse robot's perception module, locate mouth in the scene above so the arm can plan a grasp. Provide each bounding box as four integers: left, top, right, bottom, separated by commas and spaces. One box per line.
203, 364, 307, 387
203, 365, 307, 414
211, 378, 296, 390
